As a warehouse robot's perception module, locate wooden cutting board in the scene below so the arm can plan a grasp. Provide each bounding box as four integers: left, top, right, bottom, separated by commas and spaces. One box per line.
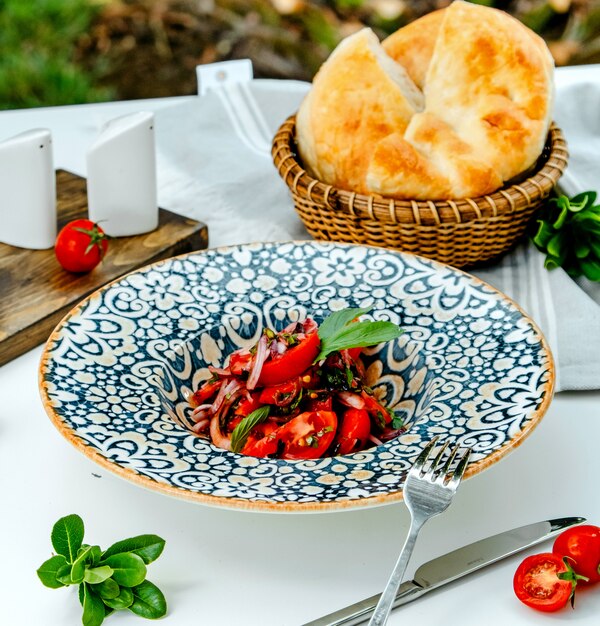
0, 169, 208, 367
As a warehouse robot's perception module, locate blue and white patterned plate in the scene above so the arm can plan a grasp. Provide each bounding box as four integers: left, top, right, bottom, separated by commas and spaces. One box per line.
39, 241, 554, 512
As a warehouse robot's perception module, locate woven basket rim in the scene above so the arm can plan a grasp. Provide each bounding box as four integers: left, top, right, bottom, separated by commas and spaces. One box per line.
272, 115, 569, 226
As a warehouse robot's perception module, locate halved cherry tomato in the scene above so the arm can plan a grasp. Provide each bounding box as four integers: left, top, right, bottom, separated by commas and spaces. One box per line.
361, 391, 391, 425
229, 351, 252, 376
274, 410, 337, 460
234, 393, 261, 417
513, 553, 576, 612
335, 408, 371, 455
346, 347, 363, 360
553, 525, 600, 584
258, 380, 300, 406
55, 219, 109, 273
241, 421, 280, 457
226, 416, 243, 433
191, 379, 221, 406
257, 332, 320, 386
306, 394, 333, 412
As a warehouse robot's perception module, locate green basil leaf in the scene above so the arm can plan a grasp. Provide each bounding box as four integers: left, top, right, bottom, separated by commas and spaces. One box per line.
317, 307, 372, 342
230, 406, 270, 453
532, 219, 555, 249
102, 535, 165, 565
547, 231, 567, 258
37, 554, 68, 588
84, 565, 114, 585
552, 203, 570, 229
82, 583, 105, 626
102, 585, 134, 610
100, 553, 146, 587
570, 191, 596, 210
574, 239, 591, 259
94, 577, 121, 600
71, 545, 94, 583
86, 545, 102, 567
51, 513, 84, 562
588, 237, 600, 259
580, 257, 600, 281
129, 580, 167, 619
56, 562, 77, 585
316, 320, 404, 361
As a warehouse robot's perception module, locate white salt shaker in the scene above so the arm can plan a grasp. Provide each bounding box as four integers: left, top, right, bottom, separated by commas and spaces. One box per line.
86, 111, 158, 237
0, 128, 56, 249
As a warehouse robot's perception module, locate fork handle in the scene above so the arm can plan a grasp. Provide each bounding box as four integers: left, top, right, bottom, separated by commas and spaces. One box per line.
368, 518, 425, 626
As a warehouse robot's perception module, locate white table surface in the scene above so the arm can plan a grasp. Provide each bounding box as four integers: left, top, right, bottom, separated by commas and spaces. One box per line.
1, 84, 599, 626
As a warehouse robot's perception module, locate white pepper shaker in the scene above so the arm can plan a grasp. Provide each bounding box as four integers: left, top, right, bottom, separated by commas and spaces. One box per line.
0, 128, 56, 249
86, 111, 158, 237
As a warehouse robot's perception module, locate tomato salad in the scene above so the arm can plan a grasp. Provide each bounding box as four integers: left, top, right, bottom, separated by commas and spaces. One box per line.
187, 308, 405, 459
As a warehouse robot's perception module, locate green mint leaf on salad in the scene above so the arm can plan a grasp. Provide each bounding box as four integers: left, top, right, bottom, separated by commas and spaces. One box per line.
230, 405, 270, 453
38, 514, 167, 623
315, 308, 404, 362
533, 190, 600, 281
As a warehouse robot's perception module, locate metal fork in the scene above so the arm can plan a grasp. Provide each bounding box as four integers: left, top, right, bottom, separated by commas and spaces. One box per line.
368, 437, 471, 626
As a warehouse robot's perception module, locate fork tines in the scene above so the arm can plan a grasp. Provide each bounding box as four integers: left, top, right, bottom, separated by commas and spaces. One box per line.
414, 436, 472, 484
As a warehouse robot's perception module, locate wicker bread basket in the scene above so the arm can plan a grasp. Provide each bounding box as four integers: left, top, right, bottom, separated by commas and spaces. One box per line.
272, 115, 569, 268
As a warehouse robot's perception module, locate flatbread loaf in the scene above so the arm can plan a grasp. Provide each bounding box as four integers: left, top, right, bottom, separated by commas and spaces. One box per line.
295, 0, 554, 200
296, 27, 423, 194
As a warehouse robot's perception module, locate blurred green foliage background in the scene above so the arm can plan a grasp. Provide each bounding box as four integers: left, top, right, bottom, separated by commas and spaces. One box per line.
1, 0, 599, 109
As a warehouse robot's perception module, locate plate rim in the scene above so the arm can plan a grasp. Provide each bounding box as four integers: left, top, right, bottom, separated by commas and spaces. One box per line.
38, 240, 555, 513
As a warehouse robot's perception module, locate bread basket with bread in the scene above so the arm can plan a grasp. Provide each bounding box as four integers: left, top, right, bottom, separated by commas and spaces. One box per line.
272, 1, 569, 268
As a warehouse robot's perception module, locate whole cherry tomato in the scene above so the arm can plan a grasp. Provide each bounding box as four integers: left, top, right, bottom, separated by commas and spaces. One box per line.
513, 552, 579, 612
553, 525, 600, 584
55, 219, 109, 273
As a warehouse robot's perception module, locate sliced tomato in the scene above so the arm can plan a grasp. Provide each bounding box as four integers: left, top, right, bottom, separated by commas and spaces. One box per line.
257, 332, 320, 387
234, 393, 262, 417
191, 379, 221, 406
258, 379, 300, 406
361, 391, 391, 425
306, 394, 333, 412
274, 410, 337, 460
553, 525, 600, 584
346, 347, 363, 360
226, 415, 243, 433
229, 351, 252, 376
513, 553, 577, 612
335, 408, 371, 455
241, 422, 280, 457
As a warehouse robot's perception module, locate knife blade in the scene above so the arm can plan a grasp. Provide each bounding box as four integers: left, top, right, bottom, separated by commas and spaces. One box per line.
303, 516, 585, 626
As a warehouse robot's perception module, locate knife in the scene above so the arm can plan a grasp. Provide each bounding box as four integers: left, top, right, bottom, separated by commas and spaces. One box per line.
303, 516, 585, 626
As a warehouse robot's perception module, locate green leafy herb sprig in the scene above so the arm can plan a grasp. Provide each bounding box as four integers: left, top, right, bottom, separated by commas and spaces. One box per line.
230, 405, 270, 453
533, 191, 600, 280
315, 307, 404, 362
37, 514, 166, 626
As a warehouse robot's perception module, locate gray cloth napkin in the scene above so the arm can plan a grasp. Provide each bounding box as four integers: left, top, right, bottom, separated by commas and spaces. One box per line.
155, 68, 600, 392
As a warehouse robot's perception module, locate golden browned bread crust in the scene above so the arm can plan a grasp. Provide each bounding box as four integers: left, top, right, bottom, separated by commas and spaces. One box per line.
295, 1, 554, 200
296, 27, 423, 194
382, 9, 444, 89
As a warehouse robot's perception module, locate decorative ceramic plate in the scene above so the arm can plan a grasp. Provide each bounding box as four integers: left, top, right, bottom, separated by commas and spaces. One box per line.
39, 241, 554, 512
